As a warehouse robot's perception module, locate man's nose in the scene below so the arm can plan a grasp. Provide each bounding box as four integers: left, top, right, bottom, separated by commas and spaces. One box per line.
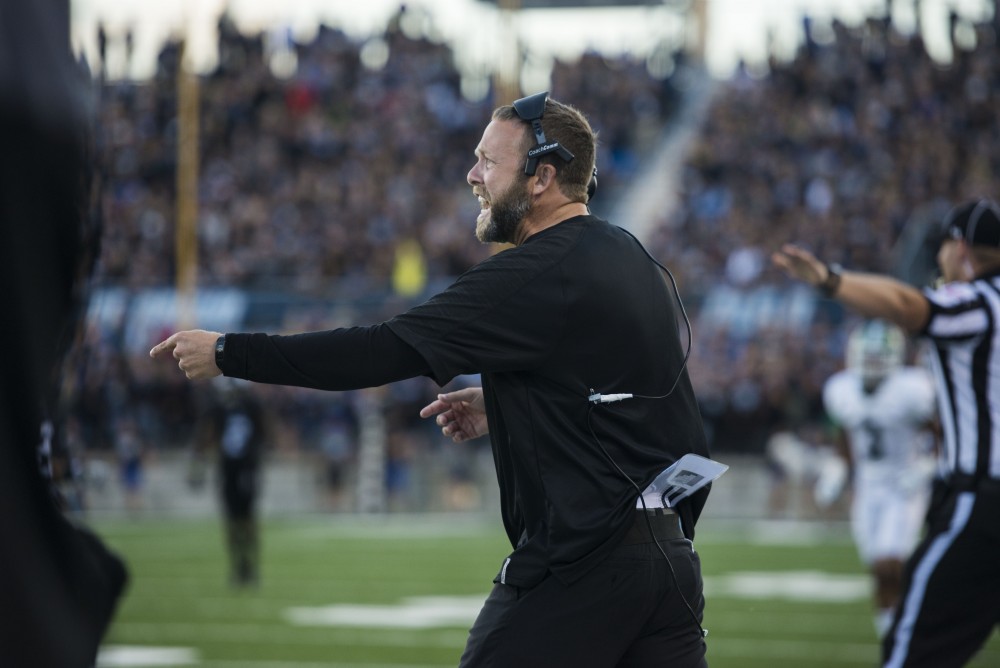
467, 160, 483, 186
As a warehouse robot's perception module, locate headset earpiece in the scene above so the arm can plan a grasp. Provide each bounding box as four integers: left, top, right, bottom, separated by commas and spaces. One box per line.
512, 91, 598, 201
512, 91, 576, 174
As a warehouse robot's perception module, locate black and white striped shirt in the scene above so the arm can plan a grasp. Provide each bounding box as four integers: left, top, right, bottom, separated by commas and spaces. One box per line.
923, 270, 1000, 482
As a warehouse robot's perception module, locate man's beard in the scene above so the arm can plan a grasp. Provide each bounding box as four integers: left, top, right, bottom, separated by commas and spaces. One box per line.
476, 179, 532, 244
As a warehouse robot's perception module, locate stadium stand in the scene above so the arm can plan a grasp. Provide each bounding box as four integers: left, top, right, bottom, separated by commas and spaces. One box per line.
69, 7, 688, 512
644, 12, 1000, 454
70, 6, 1000, 512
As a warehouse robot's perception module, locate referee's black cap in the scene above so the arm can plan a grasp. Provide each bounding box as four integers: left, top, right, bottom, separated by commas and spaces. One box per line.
944, 199, 1000, 247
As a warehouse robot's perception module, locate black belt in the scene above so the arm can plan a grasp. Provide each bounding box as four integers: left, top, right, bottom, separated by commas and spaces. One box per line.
620, 508, 685, 545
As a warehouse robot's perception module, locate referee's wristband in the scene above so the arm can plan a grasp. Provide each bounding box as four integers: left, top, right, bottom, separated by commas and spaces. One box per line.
819, 263, 842, 298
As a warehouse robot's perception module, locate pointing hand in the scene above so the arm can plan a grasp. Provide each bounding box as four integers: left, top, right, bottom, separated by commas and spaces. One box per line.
150, 329, 223, 380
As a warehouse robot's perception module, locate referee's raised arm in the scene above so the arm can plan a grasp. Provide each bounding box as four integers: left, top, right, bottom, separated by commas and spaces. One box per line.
771, 243, 930, 333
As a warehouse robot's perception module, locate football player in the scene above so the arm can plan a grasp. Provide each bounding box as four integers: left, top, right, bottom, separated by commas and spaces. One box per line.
822, 319, 938, 638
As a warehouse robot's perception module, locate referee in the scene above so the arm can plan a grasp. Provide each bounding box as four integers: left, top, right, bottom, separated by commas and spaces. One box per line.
773, 198, 1000, 668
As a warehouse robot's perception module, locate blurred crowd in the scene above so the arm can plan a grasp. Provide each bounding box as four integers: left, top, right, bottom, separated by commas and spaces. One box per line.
64, 5, 685, 509
62, 4, 1000, 511
649, 11, 1000, 453
94, 7, 681, 293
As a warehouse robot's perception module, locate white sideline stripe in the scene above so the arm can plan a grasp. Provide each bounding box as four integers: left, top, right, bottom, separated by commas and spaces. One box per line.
97, 645, 198, 666
109, 622, 468, 648
286, 595, 485, 629
94, 640, 878, 667
281, 574, 868, 632
704, 570, 869, 603
198, 663, 451, 668
95, 641, 1000, 668
100, 652, 453, 668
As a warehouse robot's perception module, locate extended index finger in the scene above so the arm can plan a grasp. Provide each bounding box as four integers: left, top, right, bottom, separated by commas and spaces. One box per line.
149, 334, 177, 359
772, 244, 806, 270
419, 398, 451, 419
779, 243, 814, 262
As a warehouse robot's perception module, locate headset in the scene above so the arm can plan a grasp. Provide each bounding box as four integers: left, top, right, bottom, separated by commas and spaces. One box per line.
511, 91, 598, 202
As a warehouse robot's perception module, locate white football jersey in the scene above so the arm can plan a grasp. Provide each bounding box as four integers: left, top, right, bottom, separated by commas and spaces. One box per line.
824, 366, 938, 564
823, 366, 937, 468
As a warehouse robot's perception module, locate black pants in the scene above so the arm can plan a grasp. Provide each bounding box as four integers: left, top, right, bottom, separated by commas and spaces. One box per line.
882, 482, 1000, 667
459, 536, 706, 667
221, 459, 258, 519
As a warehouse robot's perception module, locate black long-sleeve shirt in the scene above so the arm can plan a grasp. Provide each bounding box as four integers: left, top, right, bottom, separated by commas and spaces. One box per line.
220, 215, 710, 588
220, 323, 430, 390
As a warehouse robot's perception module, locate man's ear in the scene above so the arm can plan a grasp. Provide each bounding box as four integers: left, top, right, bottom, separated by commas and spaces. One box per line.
531, 163, 558, 194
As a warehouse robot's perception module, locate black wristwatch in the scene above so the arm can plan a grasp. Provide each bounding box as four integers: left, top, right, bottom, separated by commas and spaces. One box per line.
819, 263, 842, 298
214, 334, 226, 369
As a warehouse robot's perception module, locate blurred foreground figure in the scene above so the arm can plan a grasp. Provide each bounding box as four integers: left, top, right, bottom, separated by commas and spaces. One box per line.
774, 199, 1000, 668
0, 2, 127, 666
822, 320, 938, 639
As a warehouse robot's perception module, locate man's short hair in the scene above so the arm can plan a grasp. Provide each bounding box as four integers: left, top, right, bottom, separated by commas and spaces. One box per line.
494, 98, 597, 204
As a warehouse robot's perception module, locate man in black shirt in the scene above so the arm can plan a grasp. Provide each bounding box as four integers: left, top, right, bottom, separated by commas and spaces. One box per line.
153, 93, 711, 667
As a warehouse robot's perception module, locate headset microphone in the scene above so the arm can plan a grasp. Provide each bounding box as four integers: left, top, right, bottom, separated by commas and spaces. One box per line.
588, 391, 633, 404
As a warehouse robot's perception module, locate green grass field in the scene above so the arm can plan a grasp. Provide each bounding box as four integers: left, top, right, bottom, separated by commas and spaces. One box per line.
91, 515, 1000, 668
